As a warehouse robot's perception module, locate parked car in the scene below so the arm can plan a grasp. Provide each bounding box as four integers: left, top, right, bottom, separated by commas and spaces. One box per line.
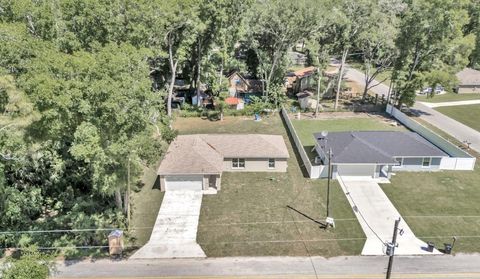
419, 86, 444, 95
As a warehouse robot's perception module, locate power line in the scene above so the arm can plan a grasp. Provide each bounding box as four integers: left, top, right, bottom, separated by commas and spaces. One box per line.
337, 174, 386, 244
287, 208, 319, 279
0, 228, 122, 235
1, 235, 479, 251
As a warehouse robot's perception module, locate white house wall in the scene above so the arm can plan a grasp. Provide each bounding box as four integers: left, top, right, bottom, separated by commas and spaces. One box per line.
223, 158, 288, 172
393, 157, 442, 171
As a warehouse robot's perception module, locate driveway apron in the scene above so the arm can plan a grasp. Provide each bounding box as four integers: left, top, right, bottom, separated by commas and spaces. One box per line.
131, 190, 206, 259
337, 176, 441, 256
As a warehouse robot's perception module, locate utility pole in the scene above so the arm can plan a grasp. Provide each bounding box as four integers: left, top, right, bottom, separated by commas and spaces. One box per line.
326, 148, 335, 228
315, 67, 322, 118
127, 157, 131, 231
386, 218, 401, 279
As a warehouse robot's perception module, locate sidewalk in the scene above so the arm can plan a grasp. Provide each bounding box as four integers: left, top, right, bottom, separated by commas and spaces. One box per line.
419, 100, 480, 108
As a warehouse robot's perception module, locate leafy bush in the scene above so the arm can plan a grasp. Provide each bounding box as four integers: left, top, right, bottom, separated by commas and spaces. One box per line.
1, 247, 54, 279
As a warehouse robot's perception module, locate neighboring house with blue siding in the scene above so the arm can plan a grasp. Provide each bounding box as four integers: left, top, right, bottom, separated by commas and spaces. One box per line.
313, 131, 448, 179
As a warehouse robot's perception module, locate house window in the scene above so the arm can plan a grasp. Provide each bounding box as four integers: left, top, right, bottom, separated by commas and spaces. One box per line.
422, 157, 431, 168
268, 158, 275, 169
395, 157, 403, 167
232, 158, 245, 169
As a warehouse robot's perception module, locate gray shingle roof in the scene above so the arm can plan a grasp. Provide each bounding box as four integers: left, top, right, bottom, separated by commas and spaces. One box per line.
313, 131, 448, 164
456, 68, 480, 86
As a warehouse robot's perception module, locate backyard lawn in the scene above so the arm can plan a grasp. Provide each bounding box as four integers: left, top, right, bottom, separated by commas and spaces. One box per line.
173, 115, 365, 257
435, 104, 480, 133
293, 113, 480, 254
416, 92, 480, 103
292, 114, 406, 160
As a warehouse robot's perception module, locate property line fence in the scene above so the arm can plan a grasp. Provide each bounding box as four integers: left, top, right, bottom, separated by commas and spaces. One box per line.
386, 104, 476, 171
281, 106, 325, 178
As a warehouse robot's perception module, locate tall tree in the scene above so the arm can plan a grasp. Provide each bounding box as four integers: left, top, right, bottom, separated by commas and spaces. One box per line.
162, 0, 197, 116
328, 0, 373, 110
357, 0, 404, 101
392, 0, 475, 107
247, 0, 319, 92
465, 0, 480, 69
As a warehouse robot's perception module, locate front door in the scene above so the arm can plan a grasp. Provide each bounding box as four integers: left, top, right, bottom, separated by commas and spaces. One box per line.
209, 175, 217, 189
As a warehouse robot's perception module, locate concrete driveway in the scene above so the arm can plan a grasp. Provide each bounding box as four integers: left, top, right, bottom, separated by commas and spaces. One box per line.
337, 176, 441, 256
131, 190, 206, 259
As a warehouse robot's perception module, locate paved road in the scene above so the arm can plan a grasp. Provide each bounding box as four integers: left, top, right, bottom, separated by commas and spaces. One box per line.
130, 191, 205, 259
54, 255, 480, 278
346, 66, 480, 153
344, 66, 390, 97
411, 102, 480, 153
421, 99, 480, 108
337, 176, 439, 256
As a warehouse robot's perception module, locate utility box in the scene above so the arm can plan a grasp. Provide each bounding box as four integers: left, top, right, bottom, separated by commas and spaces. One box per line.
108, 230, 124, 256
444, 243, 452, 254
427, 241, 435, 252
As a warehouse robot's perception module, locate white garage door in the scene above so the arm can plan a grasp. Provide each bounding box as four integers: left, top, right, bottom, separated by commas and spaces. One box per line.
165, 175, 203, 191
337, 165, 376, 177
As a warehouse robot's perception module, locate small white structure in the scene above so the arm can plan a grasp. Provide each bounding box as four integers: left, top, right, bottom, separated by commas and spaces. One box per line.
296, 91, 313, 110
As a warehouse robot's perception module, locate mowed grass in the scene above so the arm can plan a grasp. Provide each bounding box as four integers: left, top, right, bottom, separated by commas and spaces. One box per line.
435, 104, 480, 132
292, 113, 480, 253
292, 114, 406, 159
381, 115, 480, 253
416, 92, 480, 103
173, 115, 365, 257
382, 167, 480, 253
130, 165, 164, 246
380, 115, 480, 253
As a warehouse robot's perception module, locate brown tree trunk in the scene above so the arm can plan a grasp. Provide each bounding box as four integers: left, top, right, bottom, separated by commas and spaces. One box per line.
167, 39, 178, 117
115, 189, 123, 212
195, 38, 202, 106
334, 49, 348, 111
314, 69, 322, 118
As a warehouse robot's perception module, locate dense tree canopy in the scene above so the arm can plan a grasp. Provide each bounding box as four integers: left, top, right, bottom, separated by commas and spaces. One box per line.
0, 0, 478, 255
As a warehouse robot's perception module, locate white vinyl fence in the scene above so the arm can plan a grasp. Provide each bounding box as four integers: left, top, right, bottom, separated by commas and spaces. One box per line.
281, 107, 325, 178
386, 105, 476, 170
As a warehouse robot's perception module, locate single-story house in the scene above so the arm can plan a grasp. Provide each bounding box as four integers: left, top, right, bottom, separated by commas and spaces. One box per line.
313, 131, 448, 179
455, 68, 480, 94
158, 134, 289, 192
285, 66, 316, 94
227, 71, 264, 100
296, 91, 314, 110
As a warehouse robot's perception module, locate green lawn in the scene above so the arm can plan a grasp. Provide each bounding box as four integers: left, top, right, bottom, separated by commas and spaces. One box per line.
173, 115, 365, 257
382, 116, 480, 253
130, 165, 164, 246
435, 104, 480, 132
291, 113, 480, 254
416, 93, 480, 103
292, 115, 406, 159
382, 167, 480, 253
